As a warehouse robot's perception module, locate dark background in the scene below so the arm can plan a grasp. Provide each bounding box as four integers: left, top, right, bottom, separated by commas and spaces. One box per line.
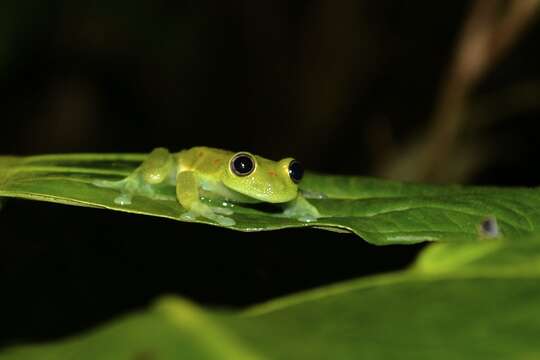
1, 0, 539, 346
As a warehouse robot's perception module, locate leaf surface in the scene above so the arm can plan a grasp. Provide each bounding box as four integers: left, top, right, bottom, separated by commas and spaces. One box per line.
1, 153, 539, 244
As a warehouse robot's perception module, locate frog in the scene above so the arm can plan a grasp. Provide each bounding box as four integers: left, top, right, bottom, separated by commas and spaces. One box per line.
93, 147, 320, 226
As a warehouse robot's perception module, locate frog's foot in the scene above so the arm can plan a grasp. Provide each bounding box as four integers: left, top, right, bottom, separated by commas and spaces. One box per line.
93, 178, 124, 190
293, 213, 319, 223
180, 202, 236, 226
300, 189, 327, 199
282, 195, 321, 223
282, 209, 319, 223
93, 177, 141, 206
211, 206, 234, 216
112, 193, 132, 205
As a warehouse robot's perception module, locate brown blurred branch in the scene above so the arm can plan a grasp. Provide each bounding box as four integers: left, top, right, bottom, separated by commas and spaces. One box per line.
378, 0, 539, 182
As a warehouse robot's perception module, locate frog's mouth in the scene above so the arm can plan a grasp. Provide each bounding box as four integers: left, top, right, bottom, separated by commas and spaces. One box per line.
227, 186, 296, 204
218, 177, 296, 203
237, 187, 298, 204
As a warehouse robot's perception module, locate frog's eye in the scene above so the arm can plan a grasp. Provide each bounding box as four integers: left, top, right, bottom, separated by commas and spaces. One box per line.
230, 153, 255, 176
288, 160, 303, 183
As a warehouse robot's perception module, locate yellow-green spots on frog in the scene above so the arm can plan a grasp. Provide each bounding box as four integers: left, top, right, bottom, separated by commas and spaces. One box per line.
93, 147, 320, 226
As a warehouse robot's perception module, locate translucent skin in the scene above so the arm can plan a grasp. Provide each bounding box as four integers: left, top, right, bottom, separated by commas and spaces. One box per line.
94, 146, 320, 226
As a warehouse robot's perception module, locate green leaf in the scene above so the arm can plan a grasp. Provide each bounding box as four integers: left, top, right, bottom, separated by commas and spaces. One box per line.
2, 237, 540, 359
1, 153, 540, 244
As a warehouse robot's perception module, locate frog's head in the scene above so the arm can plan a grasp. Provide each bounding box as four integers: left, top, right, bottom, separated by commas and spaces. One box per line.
222, 152, 304, 203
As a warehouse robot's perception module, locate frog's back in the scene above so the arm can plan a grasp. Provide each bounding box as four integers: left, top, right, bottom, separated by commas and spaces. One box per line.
176, 146, 234, 176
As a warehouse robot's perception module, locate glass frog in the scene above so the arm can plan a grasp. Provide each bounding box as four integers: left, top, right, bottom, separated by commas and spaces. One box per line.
93, 147, 320, 226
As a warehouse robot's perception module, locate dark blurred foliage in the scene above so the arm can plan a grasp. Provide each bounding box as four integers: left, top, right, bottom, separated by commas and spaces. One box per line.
1, 0, 539, 346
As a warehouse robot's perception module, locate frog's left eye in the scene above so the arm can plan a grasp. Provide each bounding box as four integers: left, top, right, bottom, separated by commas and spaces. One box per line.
288, 160, 303, 183
230, 153, 255, 176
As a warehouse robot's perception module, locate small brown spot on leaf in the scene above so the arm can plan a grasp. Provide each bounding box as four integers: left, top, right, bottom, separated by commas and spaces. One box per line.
478, 216, 500, 238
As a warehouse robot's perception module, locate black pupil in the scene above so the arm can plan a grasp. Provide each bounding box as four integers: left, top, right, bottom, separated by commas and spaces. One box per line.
289, 160, 303, 183
232, 155, 254, 175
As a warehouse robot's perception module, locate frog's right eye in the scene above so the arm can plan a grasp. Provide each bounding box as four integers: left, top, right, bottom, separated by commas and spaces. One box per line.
230, 153, 255, 176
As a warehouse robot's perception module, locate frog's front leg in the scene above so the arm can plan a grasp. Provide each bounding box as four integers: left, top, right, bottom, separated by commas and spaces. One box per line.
282, 194, 321, 223
176, 171, 235, 226
94, 147, 175, 205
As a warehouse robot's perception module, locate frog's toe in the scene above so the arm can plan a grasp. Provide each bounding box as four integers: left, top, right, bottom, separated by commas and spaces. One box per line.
181, 211, 197, 221
139, 183, 174, 200
114, 193, 133, 205
93, 179, 119, 188
281, 208, 320, 223
180, 203, 236, 226
180, 211, 235, 226
215, 215, 236, 226
297, 214, 318, 223
212, 207, 234, 216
